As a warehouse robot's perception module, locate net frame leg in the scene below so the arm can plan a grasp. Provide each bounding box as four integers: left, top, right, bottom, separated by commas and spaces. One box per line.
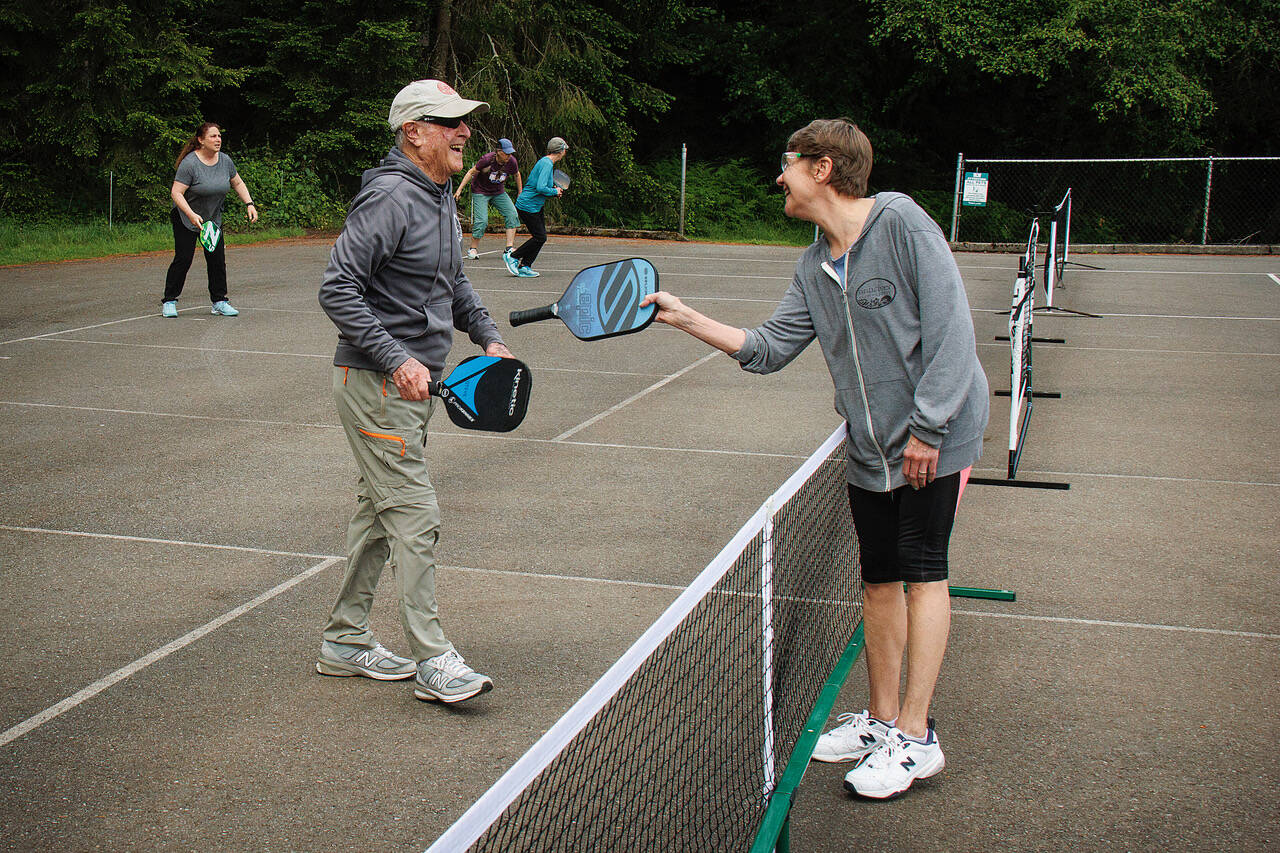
948, 585, 1016, 601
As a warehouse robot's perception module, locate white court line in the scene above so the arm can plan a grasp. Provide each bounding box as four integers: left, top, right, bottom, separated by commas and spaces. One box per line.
0, 340, 671, 375
1269, 273, 1280, 286
2, 523, 1274, 751
951, 609, 1280, 641
2, 400, 1276, 482
0, 555, 342, 748
7, 524, 1277, 644
536, 248, 1280, 278
975, 341, 1280, 356
39, 337, 334, 359
0, 524, 335, 559
978, 309, 1279, 321
0, 307, 202, 347
970, 466, 1279, 488
553, 352, 721, 441
0, 400, 342, 431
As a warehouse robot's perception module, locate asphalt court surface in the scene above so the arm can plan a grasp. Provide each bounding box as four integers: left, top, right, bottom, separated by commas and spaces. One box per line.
0, 236, 1276, 852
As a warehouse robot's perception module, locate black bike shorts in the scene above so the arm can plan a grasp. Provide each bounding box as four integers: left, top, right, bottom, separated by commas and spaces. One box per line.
847, 471, 962, 585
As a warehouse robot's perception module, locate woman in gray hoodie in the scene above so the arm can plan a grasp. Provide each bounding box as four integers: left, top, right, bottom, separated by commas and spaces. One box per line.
642, 118, 988, 800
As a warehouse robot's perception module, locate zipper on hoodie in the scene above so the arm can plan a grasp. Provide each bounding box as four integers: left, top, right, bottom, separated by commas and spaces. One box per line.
824, 252, 892, 491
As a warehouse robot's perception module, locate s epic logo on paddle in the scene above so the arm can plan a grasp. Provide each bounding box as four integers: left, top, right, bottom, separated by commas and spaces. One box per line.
595, 260, 654, 336
855, 278, 897, 309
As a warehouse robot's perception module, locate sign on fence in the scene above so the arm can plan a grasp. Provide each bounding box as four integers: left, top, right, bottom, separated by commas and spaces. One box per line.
962, 171, 989, 206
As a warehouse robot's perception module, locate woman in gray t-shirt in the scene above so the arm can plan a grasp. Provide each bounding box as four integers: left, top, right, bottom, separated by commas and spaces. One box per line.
162, 122, 258, 318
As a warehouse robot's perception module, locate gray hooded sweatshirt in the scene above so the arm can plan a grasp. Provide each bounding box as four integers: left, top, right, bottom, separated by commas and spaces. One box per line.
734, 192, 989, 492
319, 146, 504, 375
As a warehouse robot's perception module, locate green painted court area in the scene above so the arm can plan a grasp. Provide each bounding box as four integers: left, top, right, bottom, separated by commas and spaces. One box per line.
0, 237, 1276, 851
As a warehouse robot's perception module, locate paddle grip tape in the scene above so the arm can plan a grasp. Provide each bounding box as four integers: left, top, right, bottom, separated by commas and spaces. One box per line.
509, 305, 556, 326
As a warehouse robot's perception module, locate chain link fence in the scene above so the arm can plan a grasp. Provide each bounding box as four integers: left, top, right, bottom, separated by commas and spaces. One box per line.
949, 156, 1280, 247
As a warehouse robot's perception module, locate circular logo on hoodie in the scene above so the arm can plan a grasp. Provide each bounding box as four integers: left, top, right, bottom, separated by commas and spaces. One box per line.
855, 278, 896, 309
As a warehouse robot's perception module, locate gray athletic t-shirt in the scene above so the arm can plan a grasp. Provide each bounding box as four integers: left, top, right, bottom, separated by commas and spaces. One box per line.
172, 151, 238, 232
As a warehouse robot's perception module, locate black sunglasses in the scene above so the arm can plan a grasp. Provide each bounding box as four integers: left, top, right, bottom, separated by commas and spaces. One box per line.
417, 115, 465, 129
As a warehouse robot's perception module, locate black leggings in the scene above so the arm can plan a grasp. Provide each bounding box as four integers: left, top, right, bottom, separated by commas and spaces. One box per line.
164, 208, 227, 303
847, 472, 962, 584
511, 209, 547, 267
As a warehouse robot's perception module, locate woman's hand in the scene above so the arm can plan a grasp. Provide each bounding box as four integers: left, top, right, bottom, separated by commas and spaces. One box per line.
187, 211, 203, 228
902, 434, 940, 489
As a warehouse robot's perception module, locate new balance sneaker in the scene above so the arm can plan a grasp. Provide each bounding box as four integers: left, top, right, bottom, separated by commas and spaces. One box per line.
811, 710, 892, 763
161, 301, 178, 318
211, 300, 239, 316
843, 723, 944, 800
467, 247, 479, 259
316, 640, 416, 680
414, 650, 493, 704
516, 265, 540, 277
503, 251, 521, 276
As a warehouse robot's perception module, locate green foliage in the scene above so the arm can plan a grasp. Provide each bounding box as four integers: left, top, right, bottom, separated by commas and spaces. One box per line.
230, 151, 348, 231
0, 0, 243, 220
1, 0, 1276, 242
643, 157, 801, 239
949, 197, 1030, 244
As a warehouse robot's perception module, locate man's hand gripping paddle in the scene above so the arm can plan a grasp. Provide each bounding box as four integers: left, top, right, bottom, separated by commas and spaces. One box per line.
431, 356, 531, 432
508, 258, 658, 340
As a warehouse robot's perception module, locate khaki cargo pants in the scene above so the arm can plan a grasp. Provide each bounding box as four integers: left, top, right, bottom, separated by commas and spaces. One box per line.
321, 366, 453, 662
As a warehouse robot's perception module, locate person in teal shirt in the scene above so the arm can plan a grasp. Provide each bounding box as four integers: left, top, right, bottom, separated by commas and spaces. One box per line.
505, 137, 567, 277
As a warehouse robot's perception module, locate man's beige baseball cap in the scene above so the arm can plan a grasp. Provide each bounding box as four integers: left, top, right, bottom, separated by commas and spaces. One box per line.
388, 80, 489, 129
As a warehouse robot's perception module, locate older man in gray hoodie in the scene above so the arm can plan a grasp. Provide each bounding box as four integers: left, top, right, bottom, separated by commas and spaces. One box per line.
643, 118, 989, 800
316, 80, 512, 705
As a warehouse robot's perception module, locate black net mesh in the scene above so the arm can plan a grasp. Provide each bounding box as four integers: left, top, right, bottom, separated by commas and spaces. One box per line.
463, 439, 862, 853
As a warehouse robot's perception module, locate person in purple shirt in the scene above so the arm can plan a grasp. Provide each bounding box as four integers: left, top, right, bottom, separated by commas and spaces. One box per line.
454, 138, 523, 260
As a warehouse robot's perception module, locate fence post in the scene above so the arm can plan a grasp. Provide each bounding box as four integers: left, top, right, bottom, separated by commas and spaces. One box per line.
1201, 156, 1214, 245
108, 171, 113, 229
950, 153, 964, 242
678, 143, 687, 238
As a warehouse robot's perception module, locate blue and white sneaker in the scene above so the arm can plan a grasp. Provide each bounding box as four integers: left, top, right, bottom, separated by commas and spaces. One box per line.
316, 640, 415, 680
811, 710, 892, 763
502, 251, 521, 276
161, 301, 178, 318
414, 649, 493, 704
843, 723, 944, 799
516, 265, 540, 277
211, 300, 239, 316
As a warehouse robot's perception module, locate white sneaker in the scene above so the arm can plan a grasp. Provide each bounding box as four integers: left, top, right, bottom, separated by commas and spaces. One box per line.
811, 710, 891, 763
414, 649, 493, 704
467, 247, 479, 259
843, 724, 944, 799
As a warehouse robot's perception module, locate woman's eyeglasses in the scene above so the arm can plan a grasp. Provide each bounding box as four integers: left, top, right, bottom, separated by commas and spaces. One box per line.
779, 151, 811, 173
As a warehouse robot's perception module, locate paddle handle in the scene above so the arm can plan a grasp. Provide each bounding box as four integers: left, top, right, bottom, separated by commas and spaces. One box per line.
429, 381, 444, 397
509, 305, 557, 327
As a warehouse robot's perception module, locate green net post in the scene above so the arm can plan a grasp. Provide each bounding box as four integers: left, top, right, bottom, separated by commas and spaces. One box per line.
751, 624, 865, 853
